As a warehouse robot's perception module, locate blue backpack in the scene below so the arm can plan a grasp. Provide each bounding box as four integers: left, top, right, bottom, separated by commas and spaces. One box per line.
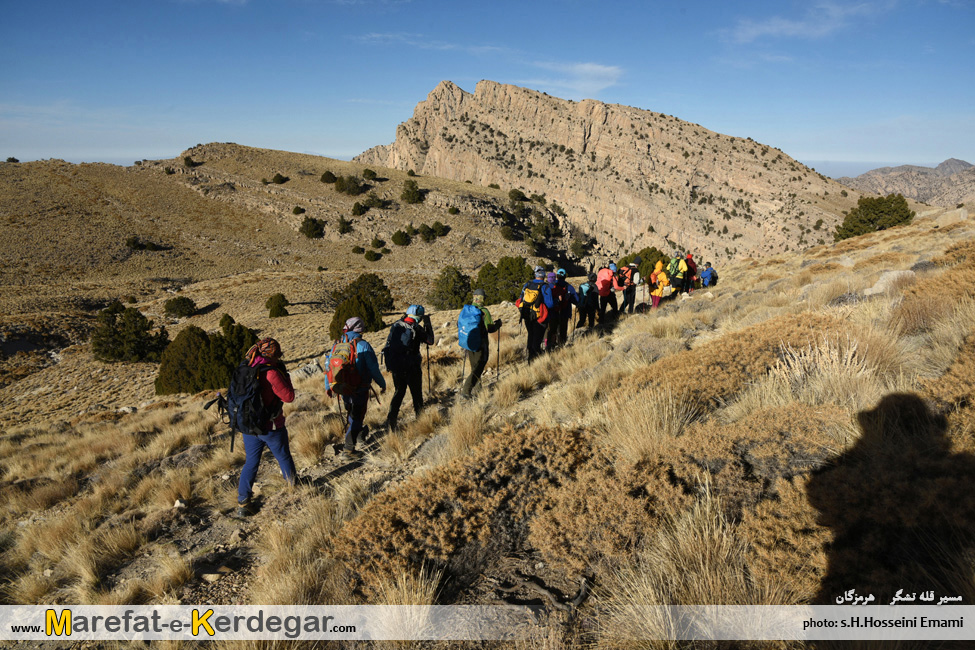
457, 304, 484, 352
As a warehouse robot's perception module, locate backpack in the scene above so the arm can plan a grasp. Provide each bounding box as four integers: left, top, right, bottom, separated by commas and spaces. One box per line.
457, 304, 484, 352
325, 340, 361, 396
517, 280, 548, 323
579, 282, 599, 309
617, 266, 635, 288
382, 320, 415, 373
227, 361, 275, 436
710, 270, 719, 287
667, 258, 681, 278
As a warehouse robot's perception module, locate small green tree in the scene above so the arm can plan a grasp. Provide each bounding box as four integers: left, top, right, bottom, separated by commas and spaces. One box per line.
407, 169, 416, 177
427, 266, 472, 310
352, 202, 367, 216
293, 206, 305, 215
432, 221, 450, 237
364, 250, 381, 262
338, 216, 353, 234
352, 246, 365, 254
362, 169, 378, 181
371, 237, 385, 249
328, 295, 384, 340
154, 320, 257, 394
164, 296, 197, 318
91, 301, 169, 363
334, 175, 365, 196
266, 293, 289, 318
272, 173, 289, 184
508, 188, 528, 204
327, 273, 394, 313
448, 206, 459, 215
401, 179, 423, 204
300, 216, 325, 238
418, 224, 435, 242
474, 256, 533, 304
834, 194, 915, 241
321, 171, 337, 184
392, 230, 411, 246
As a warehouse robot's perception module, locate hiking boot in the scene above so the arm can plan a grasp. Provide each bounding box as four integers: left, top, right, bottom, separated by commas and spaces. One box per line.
342, 448, 364, 460
232, 500, 252, 520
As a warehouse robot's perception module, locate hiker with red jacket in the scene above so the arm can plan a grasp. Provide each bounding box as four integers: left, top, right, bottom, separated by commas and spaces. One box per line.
516, 266, 554, 362
325, 317, 386, 457
383, 304, 434, 431
596, 262, 623, 323
546, 268, 578, 350
236, 338, 296, 519
685, 253, 699, 292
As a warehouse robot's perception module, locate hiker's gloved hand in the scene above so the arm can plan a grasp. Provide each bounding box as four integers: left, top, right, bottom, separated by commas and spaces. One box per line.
496, 319, 503, 328
326, 388, 334, 398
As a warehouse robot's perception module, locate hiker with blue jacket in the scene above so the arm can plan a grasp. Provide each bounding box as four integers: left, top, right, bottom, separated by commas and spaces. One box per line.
516, 266, 554, 362
700, 262, 718, 287
383, 304, 434, 431
459, 289, 501, 399
324, 316, 386, 457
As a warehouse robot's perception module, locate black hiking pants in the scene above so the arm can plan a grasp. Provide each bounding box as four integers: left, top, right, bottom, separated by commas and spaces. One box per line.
621, 286, 637, 314
462, 346, 488, 397
525, 319, 546, 361
598, 293, 618, 322
387, 364, 423, 427
577, 305, 596, 328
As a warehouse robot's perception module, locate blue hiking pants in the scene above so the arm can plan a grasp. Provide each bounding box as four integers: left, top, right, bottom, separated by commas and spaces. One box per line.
238, 428, 296, 503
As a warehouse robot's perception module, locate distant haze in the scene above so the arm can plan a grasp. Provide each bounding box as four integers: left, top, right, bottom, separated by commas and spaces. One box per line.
801, 161, 942, 179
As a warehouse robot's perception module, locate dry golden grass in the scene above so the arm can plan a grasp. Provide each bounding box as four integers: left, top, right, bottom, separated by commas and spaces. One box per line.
601, 489, 791, 647
145, 550, 194, 600
602, 386, 703, 465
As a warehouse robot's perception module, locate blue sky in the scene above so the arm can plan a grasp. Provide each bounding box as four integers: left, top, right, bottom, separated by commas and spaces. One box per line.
1, 0, 973, 177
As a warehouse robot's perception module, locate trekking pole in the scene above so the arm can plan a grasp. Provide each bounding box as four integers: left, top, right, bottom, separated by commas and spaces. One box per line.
426, 344, 431, 395
460, 350, 467, 392
370, 386, 382, 405
495, 326, 500, 386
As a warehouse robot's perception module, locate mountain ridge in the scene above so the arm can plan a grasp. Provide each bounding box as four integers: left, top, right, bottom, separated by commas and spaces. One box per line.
837, 158, 975, 208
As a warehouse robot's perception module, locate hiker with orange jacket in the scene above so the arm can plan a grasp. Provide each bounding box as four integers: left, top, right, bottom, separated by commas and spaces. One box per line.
618, 256, 642, 315
236, 338, 296, 519
324, 317, 386, 457
596, 262, 623, 322
650, 261, 670, 309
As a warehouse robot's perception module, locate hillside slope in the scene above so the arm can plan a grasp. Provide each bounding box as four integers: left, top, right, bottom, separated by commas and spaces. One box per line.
837, 158, 975, 208
356, 80, 876, 263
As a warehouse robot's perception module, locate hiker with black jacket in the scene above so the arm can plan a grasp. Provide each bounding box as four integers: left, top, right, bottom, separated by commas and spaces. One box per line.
619, 256, 642, 314
548, 268, 578, 349
460, 289, 501, 399
383, 304, 434, 431
576, 273, 599, 328
235, 338, 296, 519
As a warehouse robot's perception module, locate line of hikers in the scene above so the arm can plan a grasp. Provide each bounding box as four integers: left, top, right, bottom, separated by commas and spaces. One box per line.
224, 253, 716, 517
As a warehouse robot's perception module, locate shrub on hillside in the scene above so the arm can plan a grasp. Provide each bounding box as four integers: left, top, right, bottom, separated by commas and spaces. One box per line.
500, 226, 517, 241
334, 175, 365, 196
293, 206, 305, 215
407, 169, 416, 177
619, 246, 669, 281
154, 318, 258, 394
328, 295, 384, 341
474, 256, 533, 304
300, 216, 325, 239
401, 180, 423, 204
371, 237, 385, 249
508, 188, 527, 204
321, 171, 337, 184
265, 293, 289, 318
428, 266, 472, 310
352, 202, 367, 216
352, 246, 365, 254
338, 216, 353, 234
164, 296, 197, 318
364, 250, 380, 262
432, 221, 450, 237
91, 301, 169, 363
271, 173, 289, 184
362, 169, 378, 181
448, 206, 459, 215
834, 194, 914, 241
418, 224, 435, 242
392, 230, 411, 246
327, 273, 394, 314
363, 192, 387, 209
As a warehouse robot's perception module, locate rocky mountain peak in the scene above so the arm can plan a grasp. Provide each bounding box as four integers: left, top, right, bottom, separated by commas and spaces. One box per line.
357, 80, 858, 262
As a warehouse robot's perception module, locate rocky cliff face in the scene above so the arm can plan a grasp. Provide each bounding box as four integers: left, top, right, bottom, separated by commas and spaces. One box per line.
838, 159, 975, 209
357, 80, 860, 262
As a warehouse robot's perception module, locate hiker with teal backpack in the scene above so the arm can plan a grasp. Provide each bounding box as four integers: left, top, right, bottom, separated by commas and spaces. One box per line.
458, 289, 502, 399
516, 266, 554, 362
382, 304, 434, 432
576, 273, 599, 328
324, 316, 386, 457
231, 338, 296, 519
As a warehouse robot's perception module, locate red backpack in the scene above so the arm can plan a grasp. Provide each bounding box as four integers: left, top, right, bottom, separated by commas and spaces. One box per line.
325, 340, 361, 396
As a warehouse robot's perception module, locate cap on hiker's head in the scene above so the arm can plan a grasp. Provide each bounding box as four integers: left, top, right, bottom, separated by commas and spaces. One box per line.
406, 304, 424, 317
588, 273, 597, 283
609, 263, 617, 272
534, 266, 546, 278
343, 317, 364, 333
687, 253, 693, 259
633, 256, 642, 265
257, 338, 281, 360
546, 271, 557, 284
473, 288, 486, 297
557, 268, 567, 277
705, 262, 712, 267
